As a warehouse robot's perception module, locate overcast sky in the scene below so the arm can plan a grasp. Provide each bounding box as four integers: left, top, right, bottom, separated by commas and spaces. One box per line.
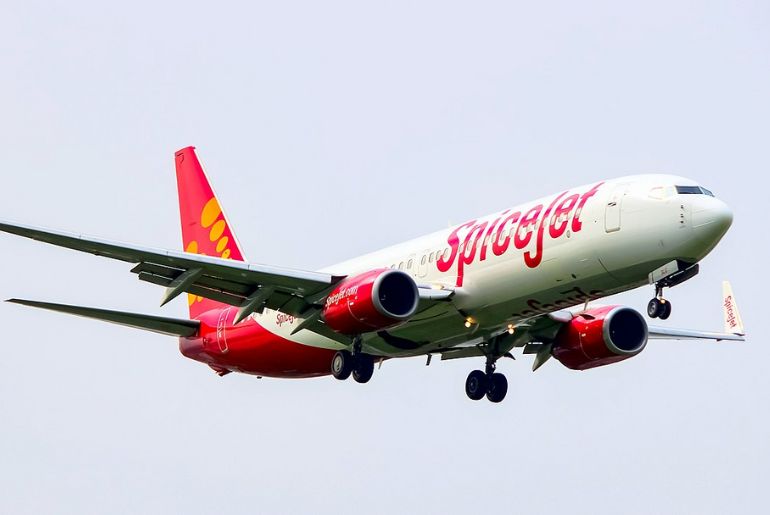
1, 1, 768, 514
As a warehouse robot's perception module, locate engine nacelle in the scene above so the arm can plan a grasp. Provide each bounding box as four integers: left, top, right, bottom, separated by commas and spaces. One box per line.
323, 269, 419, 334
552, 306, 648, 370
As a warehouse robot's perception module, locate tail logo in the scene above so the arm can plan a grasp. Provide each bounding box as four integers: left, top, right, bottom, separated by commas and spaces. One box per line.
200, 198, 233, 260
185, 197, 236, 306
724, 295, 738, 330
201, 198, 222, 228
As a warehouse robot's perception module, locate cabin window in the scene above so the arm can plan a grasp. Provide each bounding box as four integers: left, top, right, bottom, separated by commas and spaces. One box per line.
429, 252, 435, 262
421, 255, 427, 265
398, 262, 404, 270
407, 259, 413, 269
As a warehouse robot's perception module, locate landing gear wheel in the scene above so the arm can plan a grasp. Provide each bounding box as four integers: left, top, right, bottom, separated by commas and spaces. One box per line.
331, 350, 353, 380
486, 373, 508, 403
659, 300, 672, 320
647, 298, 664, 318
352, 355, 375, 384
465, 370, 488, 401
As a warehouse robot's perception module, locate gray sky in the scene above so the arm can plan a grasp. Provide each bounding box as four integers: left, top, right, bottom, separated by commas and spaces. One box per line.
1, 1, 768, 514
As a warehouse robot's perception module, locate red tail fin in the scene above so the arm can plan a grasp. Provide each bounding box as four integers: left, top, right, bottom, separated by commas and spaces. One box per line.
175, 146, 246, 318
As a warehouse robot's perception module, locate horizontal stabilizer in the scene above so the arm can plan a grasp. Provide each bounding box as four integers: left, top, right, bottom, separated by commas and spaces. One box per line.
7, 299, 200, 337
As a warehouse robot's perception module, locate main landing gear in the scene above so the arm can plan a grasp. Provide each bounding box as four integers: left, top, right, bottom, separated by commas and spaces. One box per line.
331, 337, 375, 384
647, 284, 672, 320
465, 357, 508, 403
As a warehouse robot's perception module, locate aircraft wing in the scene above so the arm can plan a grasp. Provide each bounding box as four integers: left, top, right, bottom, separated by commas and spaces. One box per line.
0, 220, 343, 319
439, 283, 745, 372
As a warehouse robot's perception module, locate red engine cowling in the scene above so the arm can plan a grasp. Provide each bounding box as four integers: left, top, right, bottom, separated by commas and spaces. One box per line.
552, 305, 648, 370
323, 268, 419, 334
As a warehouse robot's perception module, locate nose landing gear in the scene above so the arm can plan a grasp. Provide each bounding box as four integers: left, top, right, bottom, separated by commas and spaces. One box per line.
647, 285, 672, 320
646, 261, 700, 320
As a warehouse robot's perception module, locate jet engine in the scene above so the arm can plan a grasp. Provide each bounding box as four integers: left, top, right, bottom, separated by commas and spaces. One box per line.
323, 269, 419, 334
552, 306, 648, 370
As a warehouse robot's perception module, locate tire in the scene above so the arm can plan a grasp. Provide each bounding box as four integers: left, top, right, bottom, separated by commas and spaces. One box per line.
486, 373, 508, 403
659, 301, 672, 320
352, 355, 375, 384
647, 298, 663, 318
465, 370, 488, 401
331, 350, 353, 380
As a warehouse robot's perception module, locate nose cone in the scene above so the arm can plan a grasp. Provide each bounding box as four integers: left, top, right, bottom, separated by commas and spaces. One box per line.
692, 197, 733, 242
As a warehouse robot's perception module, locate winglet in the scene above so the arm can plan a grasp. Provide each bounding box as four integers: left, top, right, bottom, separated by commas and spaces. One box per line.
722, 281, 745, 335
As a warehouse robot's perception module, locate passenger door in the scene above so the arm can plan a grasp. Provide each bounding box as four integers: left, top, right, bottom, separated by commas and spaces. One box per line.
605, 185, 626, 233
216, 308, 231, 353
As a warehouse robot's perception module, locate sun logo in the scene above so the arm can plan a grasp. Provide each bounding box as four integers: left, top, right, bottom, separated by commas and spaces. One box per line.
183, 198, 236, 306
200, 198, 233, 260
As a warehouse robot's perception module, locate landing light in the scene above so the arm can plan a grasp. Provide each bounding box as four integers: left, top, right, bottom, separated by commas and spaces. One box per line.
464, 317, 475, 328
507, 324, 515, 335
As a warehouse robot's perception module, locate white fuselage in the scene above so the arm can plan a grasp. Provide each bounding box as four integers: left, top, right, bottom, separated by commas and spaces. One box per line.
252, 174, 733, 357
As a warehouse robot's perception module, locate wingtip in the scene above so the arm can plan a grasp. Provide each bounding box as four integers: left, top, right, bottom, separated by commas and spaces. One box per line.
6, 299, 44, 308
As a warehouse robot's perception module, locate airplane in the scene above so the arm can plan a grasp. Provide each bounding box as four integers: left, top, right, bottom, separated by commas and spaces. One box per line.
0, 147, 746, 403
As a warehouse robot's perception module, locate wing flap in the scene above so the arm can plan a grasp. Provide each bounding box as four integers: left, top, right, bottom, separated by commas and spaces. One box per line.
131, 262, 255, 296
7, 299, 200, 337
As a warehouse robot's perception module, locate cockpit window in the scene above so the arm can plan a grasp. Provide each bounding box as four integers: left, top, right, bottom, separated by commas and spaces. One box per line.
676, 185, 701, 195
676, 185, 715, 197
